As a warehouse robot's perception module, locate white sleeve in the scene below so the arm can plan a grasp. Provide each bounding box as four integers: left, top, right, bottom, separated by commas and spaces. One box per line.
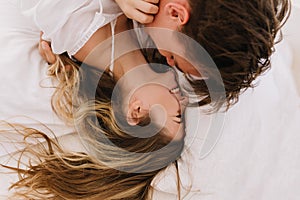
22, 0, 122, 56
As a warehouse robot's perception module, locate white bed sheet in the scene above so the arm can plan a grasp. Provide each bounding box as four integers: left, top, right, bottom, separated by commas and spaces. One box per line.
0, 0, 74, 140
0, 1, 76, 197
152, 7, 300, 199
1, 1, 300, 199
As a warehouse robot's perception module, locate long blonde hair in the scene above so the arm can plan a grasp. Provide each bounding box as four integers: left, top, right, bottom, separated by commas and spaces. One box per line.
3, 54, 185, 199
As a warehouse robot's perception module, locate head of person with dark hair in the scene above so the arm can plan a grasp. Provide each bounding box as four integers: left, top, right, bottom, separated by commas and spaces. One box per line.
145, 0, 291, 109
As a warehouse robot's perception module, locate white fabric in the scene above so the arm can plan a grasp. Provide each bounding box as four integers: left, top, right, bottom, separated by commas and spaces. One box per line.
1, 1, 300, 199
0, 1, 74, 144
21, 0, 122, 56
152, 38, 300, 199
109, 19, 117, 73
292, 0, 300, 8
0, 1, 121, 197
0, 0, 125, 198
283, 5, 300, 96
0, 0, 78, 197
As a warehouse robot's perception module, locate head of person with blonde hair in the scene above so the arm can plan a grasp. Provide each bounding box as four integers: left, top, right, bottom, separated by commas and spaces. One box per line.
3, 53, 187, 200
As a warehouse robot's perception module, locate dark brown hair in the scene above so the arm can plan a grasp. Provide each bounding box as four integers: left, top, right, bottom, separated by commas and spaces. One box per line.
147, 0, 291, 110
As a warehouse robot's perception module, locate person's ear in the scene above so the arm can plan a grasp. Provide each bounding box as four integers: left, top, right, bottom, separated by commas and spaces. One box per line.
127, 100, 143, 126
166, 55, 175, 66
165, 2, 190, 26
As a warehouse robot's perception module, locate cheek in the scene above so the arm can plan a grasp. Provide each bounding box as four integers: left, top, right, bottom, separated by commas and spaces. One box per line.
168, 121, 180, 135
149, 104, 168, 129
177, 59, 201, 76
164, 95, 179, 113
164, 121, 184, 141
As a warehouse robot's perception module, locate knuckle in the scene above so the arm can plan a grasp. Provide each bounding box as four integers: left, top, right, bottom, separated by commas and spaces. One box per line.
141, 15, 150, 23
144, 15, 154, 24
126, 13, 133, 20
150, 5, 158, 13
147, 0, 159, 4
144, 4, 158, 14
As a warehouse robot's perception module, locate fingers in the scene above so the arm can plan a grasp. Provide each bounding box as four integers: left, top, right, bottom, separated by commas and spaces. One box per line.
127, 0, 158, 24
41, 41, 56, 64
134, 0, 159, 15
39, 32, 57, 64
130, 10, 155, 24
115, 0, 159, 24
143, 0, 159, 4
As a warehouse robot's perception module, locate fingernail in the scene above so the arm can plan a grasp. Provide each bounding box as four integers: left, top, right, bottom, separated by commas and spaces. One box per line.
41, 42, 47, 50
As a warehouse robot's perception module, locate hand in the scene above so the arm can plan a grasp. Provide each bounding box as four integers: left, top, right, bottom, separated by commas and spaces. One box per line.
39, 32, 56, 64
115, 0, 159, 24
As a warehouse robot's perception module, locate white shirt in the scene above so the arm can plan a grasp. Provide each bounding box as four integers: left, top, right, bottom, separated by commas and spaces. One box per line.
21, 0, 122, 56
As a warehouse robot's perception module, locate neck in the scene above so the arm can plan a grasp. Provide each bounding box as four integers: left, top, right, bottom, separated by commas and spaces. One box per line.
112, 16, 148, 80
74, 14, 146, 78
113, 50, 148, 80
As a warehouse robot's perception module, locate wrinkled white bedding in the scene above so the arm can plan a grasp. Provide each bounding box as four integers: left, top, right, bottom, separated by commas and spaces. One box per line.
0, 1, 300, 199
152, 5, 300, 199
152, 39, 300, 200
